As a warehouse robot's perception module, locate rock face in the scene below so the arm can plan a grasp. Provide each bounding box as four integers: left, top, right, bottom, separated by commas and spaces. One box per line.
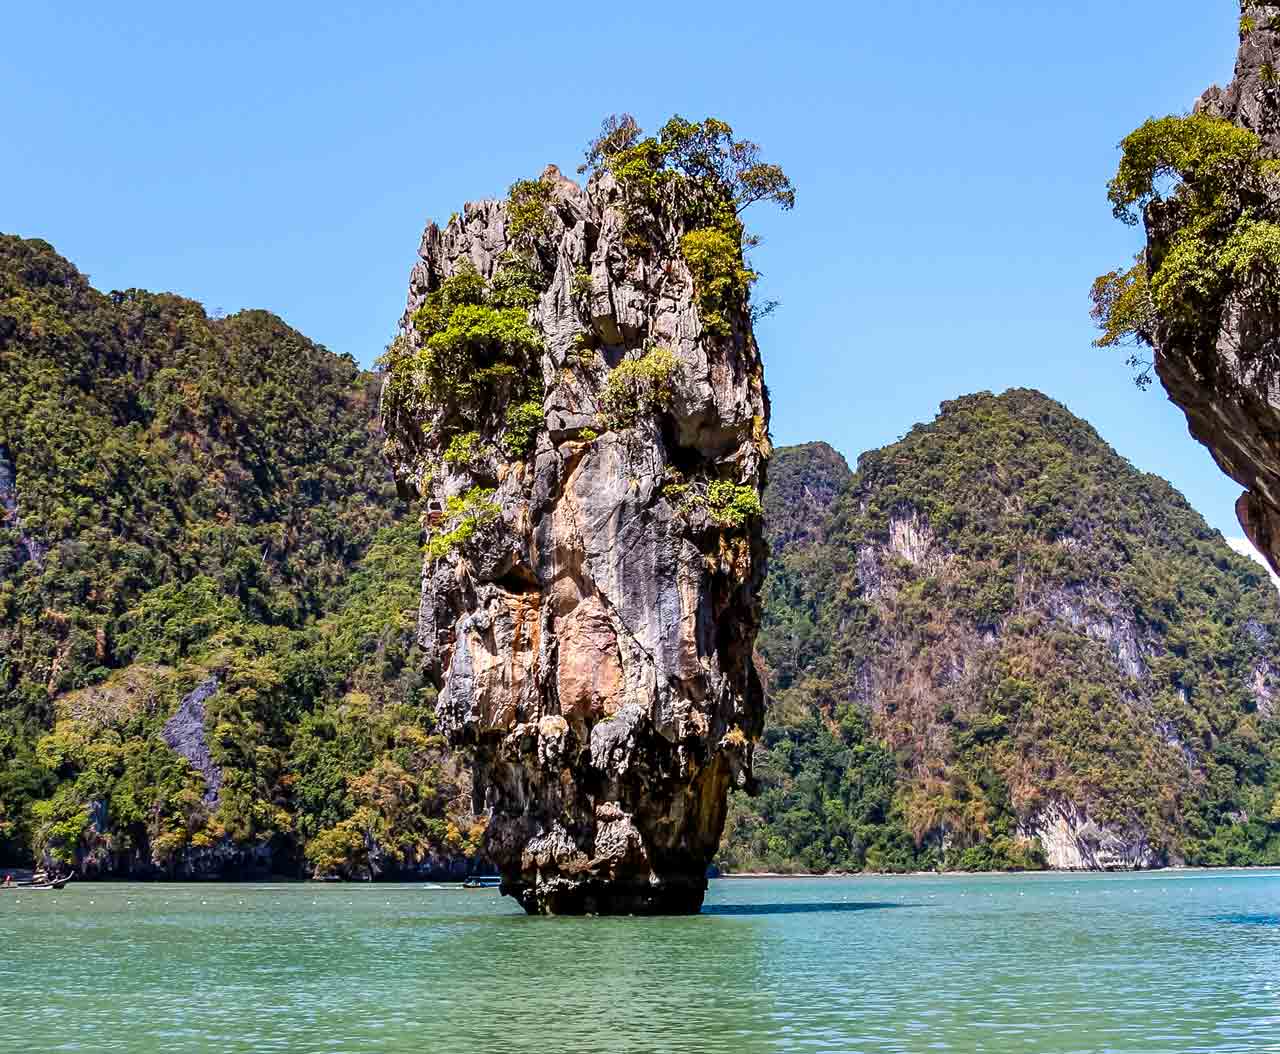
162, 676, 222, 807
382, 165, 770, 914
1148, 7, 1280, 574
1018, 801, 1160, 871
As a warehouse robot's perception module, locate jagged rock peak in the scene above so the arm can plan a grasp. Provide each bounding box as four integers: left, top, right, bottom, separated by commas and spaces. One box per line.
380, 122, 785, 914
1197, 5, 1280, 139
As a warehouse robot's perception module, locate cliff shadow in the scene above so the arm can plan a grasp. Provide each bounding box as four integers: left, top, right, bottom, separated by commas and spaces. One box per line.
702, 900, 910, 917
1211, 913, 1280, 926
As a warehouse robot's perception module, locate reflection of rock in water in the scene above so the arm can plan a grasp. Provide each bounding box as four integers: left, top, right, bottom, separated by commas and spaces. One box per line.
382, 163, 770, 914
427, 898, 776, 1046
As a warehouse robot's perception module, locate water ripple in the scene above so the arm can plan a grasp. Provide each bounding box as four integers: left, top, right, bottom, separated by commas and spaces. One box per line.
2, 871, 1279, 1052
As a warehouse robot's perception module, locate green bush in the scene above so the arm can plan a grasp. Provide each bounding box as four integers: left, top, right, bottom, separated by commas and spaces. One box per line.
681, 217, 757, 337
506, 178, 554, 245
443, 431, 489, 469
599, 347, 679, 430
425, 487, 500, 561
1106, 113, 1263, 226
380, 258, 545, 462
571, 267, 594, 301
579, 113, 793, 332
704, 481, 763, 529
501, 401, 543, 458
1094, 112, 1280, 378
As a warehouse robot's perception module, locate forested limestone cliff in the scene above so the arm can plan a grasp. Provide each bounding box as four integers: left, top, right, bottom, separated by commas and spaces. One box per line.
0, 234, 481, 879
723, 390, 1280, 872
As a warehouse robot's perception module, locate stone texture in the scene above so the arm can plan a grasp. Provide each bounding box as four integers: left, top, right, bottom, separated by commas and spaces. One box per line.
383, 165, 769, 914
162, 675, 222, 807
1150, 7, 1280, 575
1018, 800, 1161, 871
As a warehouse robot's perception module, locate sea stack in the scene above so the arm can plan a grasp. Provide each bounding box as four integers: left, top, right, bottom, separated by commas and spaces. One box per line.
380, 124, 776, 914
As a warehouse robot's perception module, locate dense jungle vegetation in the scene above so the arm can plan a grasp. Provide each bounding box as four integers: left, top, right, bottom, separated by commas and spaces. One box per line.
0, 235, 480, 876
7, 237, 1279, 879
719, 391, 1280, 873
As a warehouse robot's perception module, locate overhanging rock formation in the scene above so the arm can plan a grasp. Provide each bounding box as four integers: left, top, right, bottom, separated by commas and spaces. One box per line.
1137, 7, 1280, 573
381, 152, 771, 914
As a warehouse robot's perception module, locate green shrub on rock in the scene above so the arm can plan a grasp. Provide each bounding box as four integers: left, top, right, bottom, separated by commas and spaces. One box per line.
570, 267, 594, 302
666, 476, 763, 531
599, 347, 679, 430
425, 487, 500, 561
380, 260, 545, 436
501, 401, 543, 458
443, 431, 490, 470
1093, 112, 1280, 380
705, 480, 764, 528
579, 113, 793, 336
506, 178, 554, 246
488, 252, 544, 310
681, 218, 758, 337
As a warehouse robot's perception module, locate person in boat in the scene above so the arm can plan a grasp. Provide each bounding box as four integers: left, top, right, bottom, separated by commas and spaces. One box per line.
2, 875, 11, 888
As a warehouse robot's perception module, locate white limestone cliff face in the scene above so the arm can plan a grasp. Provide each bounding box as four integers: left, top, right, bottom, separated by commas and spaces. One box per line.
1019, 801, 1161, 871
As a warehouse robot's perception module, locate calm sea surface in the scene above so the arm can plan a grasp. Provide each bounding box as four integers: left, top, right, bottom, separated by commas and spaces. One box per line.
2, 870, 1278, 1053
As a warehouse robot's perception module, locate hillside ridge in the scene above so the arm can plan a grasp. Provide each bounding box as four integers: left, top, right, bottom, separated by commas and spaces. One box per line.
724, 387, 1280, 872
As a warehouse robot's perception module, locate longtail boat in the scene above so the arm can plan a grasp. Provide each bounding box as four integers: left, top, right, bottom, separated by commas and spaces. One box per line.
2, 873, 72, 891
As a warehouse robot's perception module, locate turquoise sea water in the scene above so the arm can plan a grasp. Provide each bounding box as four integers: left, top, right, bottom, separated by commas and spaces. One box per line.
2, 870, 1278, 1053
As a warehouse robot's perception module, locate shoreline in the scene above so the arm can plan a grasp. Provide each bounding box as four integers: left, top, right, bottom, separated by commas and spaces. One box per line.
8, 864, 1279, 885
719, 864, 1280, 879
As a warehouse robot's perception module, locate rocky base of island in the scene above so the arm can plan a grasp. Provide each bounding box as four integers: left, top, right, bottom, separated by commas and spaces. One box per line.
504, 873, 708, 916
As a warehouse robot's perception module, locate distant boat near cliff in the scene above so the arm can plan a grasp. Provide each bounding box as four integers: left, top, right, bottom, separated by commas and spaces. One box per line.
1, 872, 72, 891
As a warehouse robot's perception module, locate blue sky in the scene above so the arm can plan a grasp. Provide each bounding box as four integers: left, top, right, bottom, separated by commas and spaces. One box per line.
1, 1, 1249, 536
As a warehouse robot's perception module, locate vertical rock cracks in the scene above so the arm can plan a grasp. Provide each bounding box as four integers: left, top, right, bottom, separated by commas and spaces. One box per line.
380, 130, 779, 913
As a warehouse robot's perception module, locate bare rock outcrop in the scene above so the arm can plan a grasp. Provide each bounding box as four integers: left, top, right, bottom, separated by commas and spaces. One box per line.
162, 675, 222, 807
381, 155, 771, 914
1017, 800, 1162, 871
